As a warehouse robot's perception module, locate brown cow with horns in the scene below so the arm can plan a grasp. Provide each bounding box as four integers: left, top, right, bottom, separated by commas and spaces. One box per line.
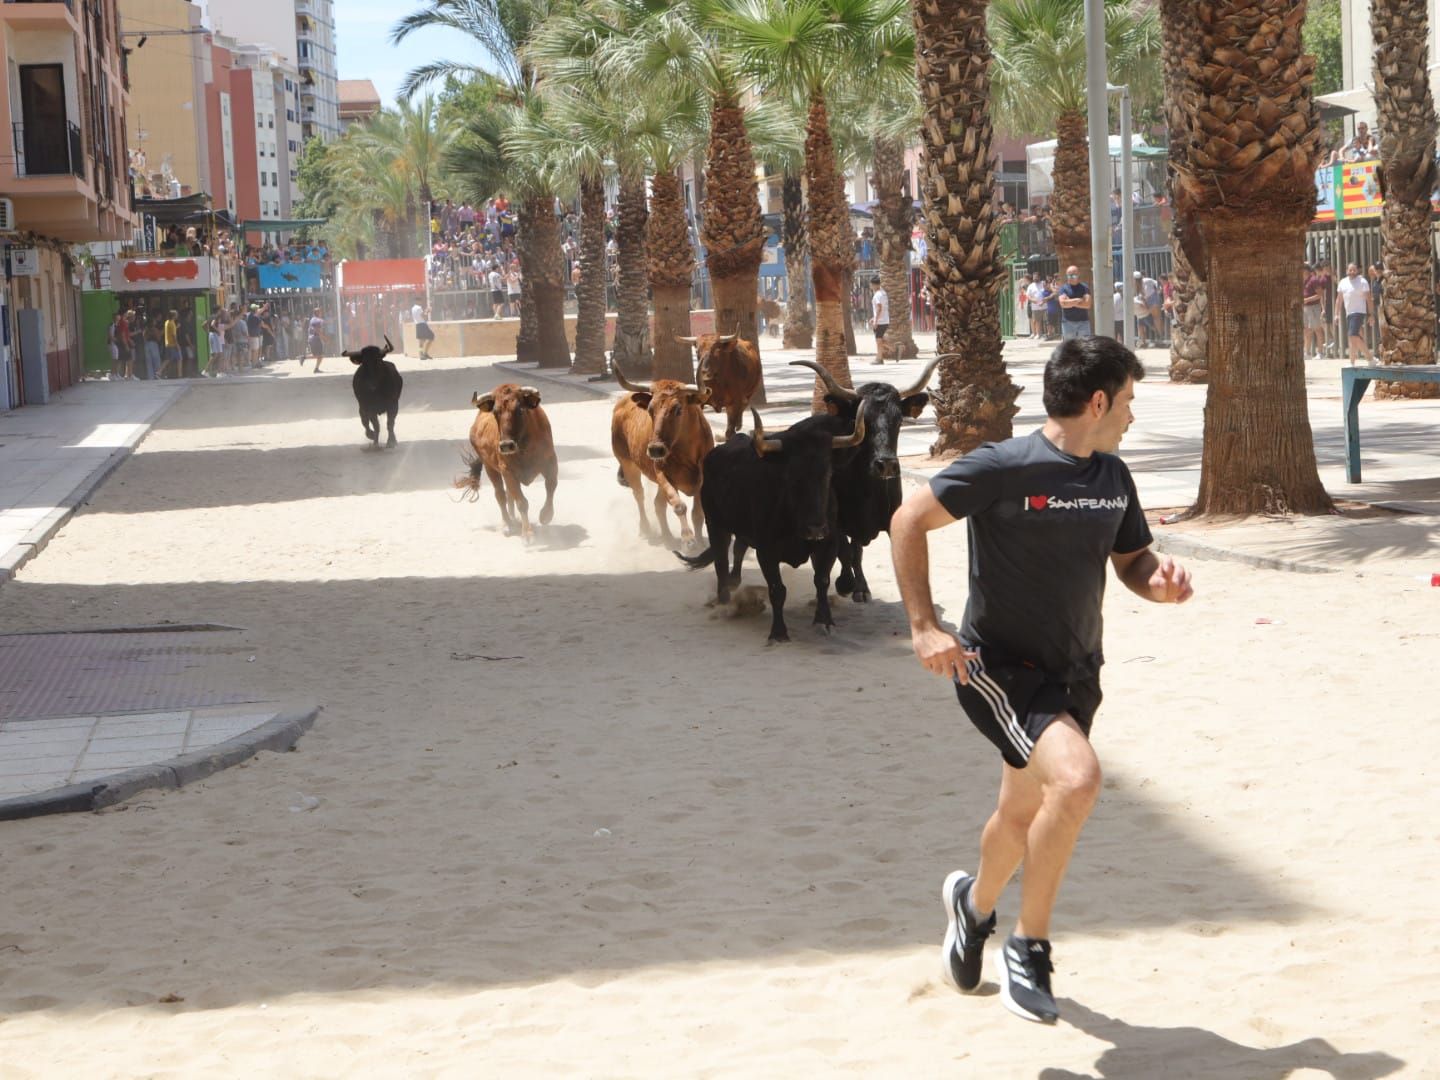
455, 383, 558, 544
678, 330, 762, 440
611, 361, 714, 546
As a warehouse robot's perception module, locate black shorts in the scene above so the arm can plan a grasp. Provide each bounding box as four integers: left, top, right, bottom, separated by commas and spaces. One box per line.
491, 290, 506, 305
1346, 312, 1367, 337
415, 322, 435, 341
874, 323, 888, 339
953, 648, 1102, 769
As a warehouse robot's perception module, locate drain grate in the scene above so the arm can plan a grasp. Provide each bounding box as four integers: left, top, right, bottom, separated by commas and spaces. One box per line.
0, 627, 267, 721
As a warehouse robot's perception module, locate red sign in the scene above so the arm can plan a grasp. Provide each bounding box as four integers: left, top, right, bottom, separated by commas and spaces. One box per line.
122, 259, 200, 283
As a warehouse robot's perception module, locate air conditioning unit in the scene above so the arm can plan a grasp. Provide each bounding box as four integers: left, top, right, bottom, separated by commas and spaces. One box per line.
0, 198, 15, 233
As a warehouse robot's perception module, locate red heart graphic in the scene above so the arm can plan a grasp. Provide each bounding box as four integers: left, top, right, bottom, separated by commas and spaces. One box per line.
1028, 495, 1049, 511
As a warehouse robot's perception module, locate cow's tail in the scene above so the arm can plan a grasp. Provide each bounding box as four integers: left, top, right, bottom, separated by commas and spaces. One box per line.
675, 546, 716, 570
454, 450, 484, 502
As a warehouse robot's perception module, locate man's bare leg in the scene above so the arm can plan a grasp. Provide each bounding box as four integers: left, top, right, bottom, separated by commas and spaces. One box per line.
970, 763, 1042, 919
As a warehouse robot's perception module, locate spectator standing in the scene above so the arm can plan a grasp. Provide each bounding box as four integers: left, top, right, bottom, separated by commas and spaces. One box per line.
871, 284, 891, 364
1025, 275, 1046, 340
489, 267, 506, 319
506, 265, 522, 317
1112, 283, 1125, 342
1045, 275, 1062, 339
1302, 263, 1326, 361
143, 318, 162, 380
118, 310, 135, 379
411, 299, 435, 361
207, 317, 226, 375
107, 311, 123, 379
308, 307, 327, 373
158, 309, 181, 378
246, 305, 263, 368
1337, 262, 1375, 364
1057, 266, 1092, 339
1314, 261, 1336, 357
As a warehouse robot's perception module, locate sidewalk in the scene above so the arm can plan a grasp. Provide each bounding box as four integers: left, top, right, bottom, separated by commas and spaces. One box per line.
504, 329, 1440, 578
0, 378, 189, 584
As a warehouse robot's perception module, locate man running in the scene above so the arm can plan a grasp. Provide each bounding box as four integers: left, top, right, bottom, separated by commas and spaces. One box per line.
890, 335, 1193, 1024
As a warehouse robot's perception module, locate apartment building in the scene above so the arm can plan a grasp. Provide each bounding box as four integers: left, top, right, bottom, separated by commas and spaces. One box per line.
230, 40, 301, 221
119, 0, 210, 198
337, 78, 380, 128
1326, 0, 1440, 137
1, 0, 136, 408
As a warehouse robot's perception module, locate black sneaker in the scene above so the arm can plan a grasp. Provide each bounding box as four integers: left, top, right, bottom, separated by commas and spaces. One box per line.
997, 934, 1059, 1023
940, 870, 995, 993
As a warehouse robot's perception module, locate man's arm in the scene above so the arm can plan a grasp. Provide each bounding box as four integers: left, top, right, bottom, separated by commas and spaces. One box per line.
890, 486, 977, 681
1110, 547, 1194, 604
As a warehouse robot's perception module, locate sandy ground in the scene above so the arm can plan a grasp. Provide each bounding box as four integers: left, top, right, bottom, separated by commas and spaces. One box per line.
0, 353, 1434, 1078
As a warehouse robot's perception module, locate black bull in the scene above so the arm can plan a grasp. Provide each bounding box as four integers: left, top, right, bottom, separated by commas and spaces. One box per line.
677, 405, 867, 643
789, 357, 946, 602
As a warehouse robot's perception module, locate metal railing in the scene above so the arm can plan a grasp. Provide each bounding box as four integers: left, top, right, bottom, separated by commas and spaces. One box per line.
4, 0, 75, 8
11, 120, 84, 178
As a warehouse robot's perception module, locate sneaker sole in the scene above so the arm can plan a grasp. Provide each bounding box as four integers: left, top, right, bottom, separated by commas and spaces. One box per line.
939, 869, 975, 994
995, 944, 1058, 1025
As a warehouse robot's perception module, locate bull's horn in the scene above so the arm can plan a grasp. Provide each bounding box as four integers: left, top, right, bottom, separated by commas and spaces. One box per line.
612, 360, 651, 395
750, 409, 784, 457
674, 336, 698, 345
519, 385, 540, 400
789, 359, 860, 402
382, 335, 394, 355
831, 399, 869, 450
899, 355, 949, 399
474, 392, 495, 411
713, 333, 737, 343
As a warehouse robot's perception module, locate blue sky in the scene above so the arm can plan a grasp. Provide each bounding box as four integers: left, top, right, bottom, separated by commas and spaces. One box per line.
336, 0, 491, 109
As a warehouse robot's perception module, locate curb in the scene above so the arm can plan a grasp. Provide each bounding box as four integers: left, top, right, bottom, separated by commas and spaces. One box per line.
0, 385, 190, 587
0, 704, 320, 822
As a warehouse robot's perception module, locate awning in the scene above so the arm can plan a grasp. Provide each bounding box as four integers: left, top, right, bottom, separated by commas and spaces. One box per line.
1316, 87, 1374, 118
134, 194, 232, 228
239, 218, 328, 233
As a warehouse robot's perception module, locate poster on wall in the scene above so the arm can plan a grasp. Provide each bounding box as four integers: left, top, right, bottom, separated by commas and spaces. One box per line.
8, 247, 39, 277
256, 262, 323, 291
1340, 161, 1383, 220
1313, 165, 1338, 222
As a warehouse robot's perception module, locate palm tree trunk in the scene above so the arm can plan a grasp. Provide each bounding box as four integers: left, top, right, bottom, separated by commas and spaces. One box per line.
613, 170, 653, 375
781, 172, 814, 348
702, 91, 769, 404
647, 169, 695, 382
1161, 0, 1209, 383
519, 193, 571, 369
572, 173, 609, 375
1172, 0, 1332, 515
1051, 109, 1093, 288
804, 91, 857, 410
1373, 0, 1439, 398
913, 0, 1021, 454
871, 135, 919, 360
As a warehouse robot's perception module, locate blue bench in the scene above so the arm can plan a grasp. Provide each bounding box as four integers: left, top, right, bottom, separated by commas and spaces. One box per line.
1341, 364, 1440, 482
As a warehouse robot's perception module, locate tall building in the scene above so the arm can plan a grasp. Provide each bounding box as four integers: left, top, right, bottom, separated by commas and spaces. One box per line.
338, 79, 382, 128
1, 0, 136, 407
202, 0, 339, 142
120, 0, 212, 198
230, 41, 302, 221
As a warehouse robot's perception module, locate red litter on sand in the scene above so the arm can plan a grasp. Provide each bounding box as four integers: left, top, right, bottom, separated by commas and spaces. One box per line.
1433, 573, 1440, 587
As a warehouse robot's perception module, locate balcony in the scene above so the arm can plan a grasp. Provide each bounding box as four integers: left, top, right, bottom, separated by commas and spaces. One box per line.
12, 121, 84, 179
2, 0, 78, 30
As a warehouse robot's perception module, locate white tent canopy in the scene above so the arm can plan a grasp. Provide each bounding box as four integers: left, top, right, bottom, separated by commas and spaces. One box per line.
1026, 135, 1150, 200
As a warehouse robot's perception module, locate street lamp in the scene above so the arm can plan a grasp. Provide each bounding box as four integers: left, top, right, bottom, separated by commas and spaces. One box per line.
1110, 83, 1136, 346
1084, 0, 1112, 332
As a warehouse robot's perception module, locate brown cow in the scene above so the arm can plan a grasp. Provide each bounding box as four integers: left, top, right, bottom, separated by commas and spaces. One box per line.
455, 383, 558, 543
678, 331, 762, 440
611, 362, 714, 546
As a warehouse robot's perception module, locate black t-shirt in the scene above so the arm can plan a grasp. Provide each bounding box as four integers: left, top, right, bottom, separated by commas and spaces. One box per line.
930, 429, 1152, 681
1059, 283, 1091, 322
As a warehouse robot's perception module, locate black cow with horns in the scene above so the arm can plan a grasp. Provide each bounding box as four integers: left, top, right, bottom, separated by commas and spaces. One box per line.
789, 357, 946, 602
348, 335, 403, 449
677, 404, 867, 643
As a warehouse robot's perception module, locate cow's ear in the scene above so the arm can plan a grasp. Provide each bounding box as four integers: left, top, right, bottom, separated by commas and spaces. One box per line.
629, 392, 652, 409
474, 393, 496, 413
520, 388, 542, 408
687, 388, 712, 406
821, 394, 845, 417
901, 393, 930, 418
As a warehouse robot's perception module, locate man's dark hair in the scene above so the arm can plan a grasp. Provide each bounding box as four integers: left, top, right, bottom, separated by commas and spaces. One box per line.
1042, 336, 1145, 418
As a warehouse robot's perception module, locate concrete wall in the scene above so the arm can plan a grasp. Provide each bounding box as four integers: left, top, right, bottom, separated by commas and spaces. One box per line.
399, 310, 718, 359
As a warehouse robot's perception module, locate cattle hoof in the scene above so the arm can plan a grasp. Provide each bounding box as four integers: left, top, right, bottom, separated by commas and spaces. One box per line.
851, 588, 871, 604
539, 508, 555, 525
386, 438, 397, 449
767, 633, 790, 645
836, 575, 855, 596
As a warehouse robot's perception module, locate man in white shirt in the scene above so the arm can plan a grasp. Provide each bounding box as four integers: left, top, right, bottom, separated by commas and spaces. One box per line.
871, 285, 891, 364
1336, 262, 1375, 364
411, 300, 434, 360
1025, 276, 1046, 339
488, 268, 506, 320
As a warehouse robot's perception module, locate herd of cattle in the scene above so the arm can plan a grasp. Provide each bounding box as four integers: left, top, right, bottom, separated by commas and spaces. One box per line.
345, 332, 943, 643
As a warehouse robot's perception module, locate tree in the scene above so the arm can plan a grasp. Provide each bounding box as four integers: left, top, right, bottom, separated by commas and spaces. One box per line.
989, 0, 1161, 287
1372, 0, 1439, 398
1160, 0, 1208, 384
726, 0, 912, 406
394, 0, 572, 367
1170, 1, 1332, 515
913, 0, 1021, 454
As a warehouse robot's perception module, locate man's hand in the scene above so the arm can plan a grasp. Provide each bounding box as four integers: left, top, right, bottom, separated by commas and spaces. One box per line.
1146, 554, 1194, 604
912, 624, 978, 682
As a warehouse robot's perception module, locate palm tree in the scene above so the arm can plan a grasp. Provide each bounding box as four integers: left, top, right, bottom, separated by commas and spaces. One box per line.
989, 0, 1160, 287
347, 97, 455, 257
393, 0, 572, 368
726, 0, 911, 404
780, 171, 814, 347
861, 71, 922, 361
1159, 0, 1208, 384
1372, 0, 1439, 398
913, 0, 1021, 454
1169, 1, 1331, 515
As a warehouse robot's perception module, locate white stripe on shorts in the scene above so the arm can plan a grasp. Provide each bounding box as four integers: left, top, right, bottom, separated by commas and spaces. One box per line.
963, 656, 1034, 762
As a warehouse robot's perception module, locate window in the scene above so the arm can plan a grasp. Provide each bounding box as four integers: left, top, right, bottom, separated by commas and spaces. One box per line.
287, 109, 295, 122
284, 79, 293, 91
271, 172, 278, 186
268, 117, 274, 128
261, 172, 267, 187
